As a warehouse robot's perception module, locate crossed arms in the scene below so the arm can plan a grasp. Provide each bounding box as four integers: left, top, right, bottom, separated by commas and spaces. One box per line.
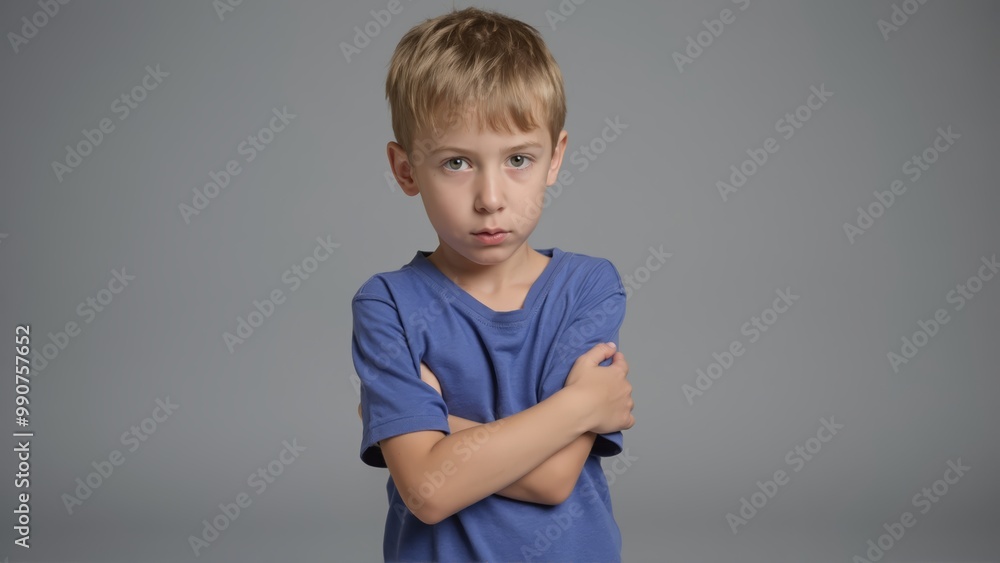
355, 339, 630, 526
357, 361, 597, 508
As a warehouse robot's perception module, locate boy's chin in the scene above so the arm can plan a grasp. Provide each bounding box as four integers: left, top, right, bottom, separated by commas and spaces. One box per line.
439, 239, 525, 262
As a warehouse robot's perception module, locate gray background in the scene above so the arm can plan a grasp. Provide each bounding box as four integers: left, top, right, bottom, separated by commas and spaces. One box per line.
2, 0, 998, 562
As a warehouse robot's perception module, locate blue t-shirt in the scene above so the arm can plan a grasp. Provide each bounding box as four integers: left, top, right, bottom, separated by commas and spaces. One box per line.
352, 247, 627, 562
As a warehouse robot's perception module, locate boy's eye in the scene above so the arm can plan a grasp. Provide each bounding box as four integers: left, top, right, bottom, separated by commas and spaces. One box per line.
444, 158, 469, 171
508, 154, 531, 170
508, 155, 530, 169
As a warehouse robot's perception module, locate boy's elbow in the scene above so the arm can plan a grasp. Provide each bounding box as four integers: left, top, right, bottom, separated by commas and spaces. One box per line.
549, 467, 584, 505
394, 476, 448, 525
554, 487, 574, 505
411, 503, 443, 526
527, 473, 576, 505
408, 496, 452, 525
398, 473, 451, 524
546, 480, 575, 505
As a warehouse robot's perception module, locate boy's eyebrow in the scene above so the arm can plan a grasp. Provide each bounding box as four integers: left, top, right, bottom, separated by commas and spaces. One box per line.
428, 141, 545, 157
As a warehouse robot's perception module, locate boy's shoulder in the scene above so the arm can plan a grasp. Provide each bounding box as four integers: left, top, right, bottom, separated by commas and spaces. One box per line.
557, 249, 626, 295
351, 264, 413, 304
351, 249, 435, 295
561, 248, 620, 270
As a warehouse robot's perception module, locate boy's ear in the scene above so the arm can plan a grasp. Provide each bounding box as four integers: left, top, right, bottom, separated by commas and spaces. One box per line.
387, 141, 419, 196
546, 130, 569, 187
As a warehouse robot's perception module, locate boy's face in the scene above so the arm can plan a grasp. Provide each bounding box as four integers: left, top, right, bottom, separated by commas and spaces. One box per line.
387, 111, 568, 268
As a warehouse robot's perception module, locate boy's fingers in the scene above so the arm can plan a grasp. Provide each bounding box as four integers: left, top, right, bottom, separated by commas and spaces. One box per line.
357, 403, 362, 419
614, 354, 629, 374
581, 342, 618, 365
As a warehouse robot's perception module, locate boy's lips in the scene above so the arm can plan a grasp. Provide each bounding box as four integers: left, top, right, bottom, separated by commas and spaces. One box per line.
472, 228, 508, 235
473, 231, 509, 245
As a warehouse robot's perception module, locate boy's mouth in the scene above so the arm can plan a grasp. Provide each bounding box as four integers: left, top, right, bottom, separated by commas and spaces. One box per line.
473, 230, 510, 245
473, 228, 508, 235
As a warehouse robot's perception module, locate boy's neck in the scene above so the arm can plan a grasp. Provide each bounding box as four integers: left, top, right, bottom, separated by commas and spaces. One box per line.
427, 242, 547, 294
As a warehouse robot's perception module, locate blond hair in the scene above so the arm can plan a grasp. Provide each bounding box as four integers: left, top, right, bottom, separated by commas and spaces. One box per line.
385, 7, 566, 158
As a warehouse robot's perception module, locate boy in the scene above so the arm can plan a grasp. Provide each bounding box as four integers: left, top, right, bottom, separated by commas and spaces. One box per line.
353, 7, 635, 562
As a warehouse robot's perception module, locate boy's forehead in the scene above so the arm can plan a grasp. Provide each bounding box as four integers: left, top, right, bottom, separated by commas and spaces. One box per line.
423, 124, 549, 155
419, 108, 549, 149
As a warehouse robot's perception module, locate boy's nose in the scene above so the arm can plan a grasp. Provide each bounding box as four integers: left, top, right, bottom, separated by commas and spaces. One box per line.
474, 171, 505, 213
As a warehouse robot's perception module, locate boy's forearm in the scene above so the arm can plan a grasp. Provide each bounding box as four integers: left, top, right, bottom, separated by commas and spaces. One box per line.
500, 432, 596, 504
403, 387, 595, 523
447, 414, 596, 504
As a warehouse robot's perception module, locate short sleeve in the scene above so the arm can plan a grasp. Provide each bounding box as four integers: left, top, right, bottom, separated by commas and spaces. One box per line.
352, 290, 450, 468
538, 259, 627, 457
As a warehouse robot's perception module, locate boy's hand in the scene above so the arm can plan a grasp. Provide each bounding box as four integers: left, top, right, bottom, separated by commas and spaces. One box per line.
563, 342, 634, 434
